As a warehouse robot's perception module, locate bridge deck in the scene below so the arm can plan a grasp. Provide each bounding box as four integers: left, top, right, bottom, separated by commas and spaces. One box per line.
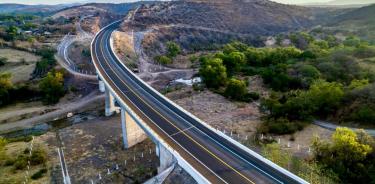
92, 21, 305, 184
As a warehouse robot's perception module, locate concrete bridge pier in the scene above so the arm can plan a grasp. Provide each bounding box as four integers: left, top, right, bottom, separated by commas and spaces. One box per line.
98, 79, 105, 93
120, 108, 148, 149
155, 142, 176, 173
105, 89, 119, 116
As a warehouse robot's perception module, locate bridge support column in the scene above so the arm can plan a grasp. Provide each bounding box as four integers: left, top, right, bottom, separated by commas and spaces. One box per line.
156, 142, 176, 173
105, 89, 118, 116
121, 108, 147, 149
98, 79, 105, 93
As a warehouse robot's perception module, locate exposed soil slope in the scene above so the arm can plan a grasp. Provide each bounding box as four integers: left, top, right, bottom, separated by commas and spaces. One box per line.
129, 0, 316, 35
122, 0, 327, 57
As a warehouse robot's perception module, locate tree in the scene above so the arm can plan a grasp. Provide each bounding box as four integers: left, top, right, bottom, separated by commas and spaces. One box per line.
0, 57, 7, 66
39, 71, 65, 104
295, 64, 321, 87
199, 58, 227, 89
166, 42, 181, 58
6, 26, 18, 41
312, 128, 374, 183
304, 80, 344, 116
220, 51, 246, 75
343, 36, 361, 47
0, 73, 13, 105
245, 47, 267, 66
264, 80, 344, 121
224, 78, 247, 100
154, 55, 172, 65
348, 79, 369, 90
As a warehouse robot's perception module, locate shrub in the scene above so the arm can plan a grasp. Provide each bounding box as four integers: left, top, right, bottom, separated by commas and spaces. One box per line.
39, 71, 65, 104
31, 168, 47, 180
260, 118, 306, 135
166, 42, 181, 58
0, 57, 7, 66
224, 78, 247, 100
30, 148, 47, 165
350, 106, 375, 123
154, 55, 172, 65
13, 155, 28, 170
246, 92, 260, 101
199, 58, 228, 89
7, 135, 32, 143
4, 158, 15, 166
0, 73, 13, 106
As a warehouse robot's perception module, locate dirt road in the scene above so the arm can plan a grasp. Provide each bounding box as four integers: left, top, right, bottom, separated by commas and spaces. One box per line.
0, 92, 104, 134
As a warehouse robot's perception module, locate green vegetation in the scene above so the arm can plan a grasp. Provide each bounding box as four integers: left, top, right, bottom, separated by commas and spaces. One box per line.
312, 128, 375, 183
166, 41, 181, 58
154, 41, 181, 65
30, 148, 47, 165
0, 57, 7, 66
39, 71, 65, 104
31, 168, 47, 180
224, 78, 247, 100
0, 72, 42, 107
34, 47, 57, 76
199, 58, 227, 89
154, 55, 172, 65
197, 30, 375, 133
262, 143, 338, 184
0, 137, 48, 183
0, 73, 13, 106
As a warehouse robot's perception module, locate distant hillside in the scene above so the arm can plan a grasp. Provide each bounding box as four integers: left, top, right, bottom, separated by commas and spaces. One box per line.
327, 4, 375, 41
327, 0, 375, 5
332, 3, 375, 23
130, 0, 317, 35
123, 0, 330, 56
0, 3, 76, 16
302, 0, 374, 6
53, 1, 158, 19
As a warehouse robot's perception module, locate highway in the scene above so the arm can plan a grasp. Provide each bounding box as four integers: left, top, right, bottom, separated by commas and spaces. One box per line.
92, 21, 306, 184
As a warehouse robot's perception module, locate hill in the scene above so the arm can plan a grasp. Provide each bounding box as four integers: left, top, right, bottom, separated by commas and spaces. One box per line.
326, 4, 375, 42
325, 0, 374, 5
52, 2, 159, 19
130, 0, 317, 35
0, 3, 76, 16
302, 0, 374, 7
122, 0, 330, 56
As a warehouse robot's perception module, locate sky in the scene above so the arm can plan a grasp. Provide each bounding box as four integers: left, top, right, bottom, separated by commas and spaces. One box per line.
0, 0, 334, 5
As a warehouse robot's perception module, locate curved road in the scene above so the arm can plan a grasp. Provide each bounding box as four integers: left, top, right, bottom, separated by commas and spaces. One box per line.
92, 21, 307, 184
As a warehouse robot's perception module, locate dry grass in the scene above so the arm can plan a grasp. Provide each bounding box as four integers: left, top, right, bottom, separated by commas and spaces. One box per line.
0, 63, 36, 83
0, 101, 46, 124
113, 31, 138, 64
0, 49, 40, 63
0, 133, 58, 184
0, 48, 40, 83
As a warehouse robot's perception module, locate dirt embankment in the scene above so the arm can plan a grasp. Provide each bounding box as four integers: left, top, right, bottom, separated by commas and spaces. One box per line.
112, 30, 138, 69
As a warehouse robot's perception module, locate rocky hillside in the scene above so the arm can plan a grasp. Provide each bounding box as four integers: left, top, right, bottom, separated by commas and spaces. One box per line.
325, 4, 375, 42
129, 0, 316, 35
122, 0, 328, 57
0, 3, 75, 16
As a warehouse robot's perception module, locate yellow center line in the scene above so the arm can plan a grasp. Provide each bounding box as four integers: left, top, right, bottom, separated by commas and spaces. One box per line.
98, 30, 255, 184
